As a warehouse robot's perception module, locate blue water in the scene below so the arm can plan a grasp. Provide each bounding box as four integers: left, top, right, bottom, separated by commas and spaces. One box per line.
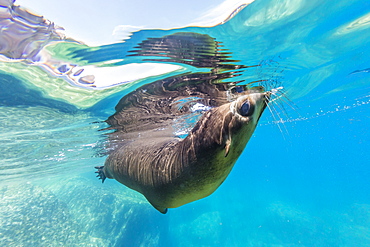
1, 0, 370, 246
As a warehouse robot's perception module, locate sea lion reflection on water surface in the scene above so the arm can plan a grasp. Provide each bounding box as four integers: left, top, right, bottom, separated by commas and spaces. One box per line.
95, 32, 274, 213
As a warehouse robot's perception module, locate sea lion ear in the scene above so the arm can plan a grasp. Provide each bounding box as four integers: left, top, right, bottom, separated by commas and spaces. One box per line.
224, 139, 231, 157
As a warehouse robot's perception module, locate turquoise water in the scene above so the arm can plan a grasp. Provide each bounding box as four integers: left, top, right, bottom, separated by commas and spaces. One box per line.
1, 0, 370, 246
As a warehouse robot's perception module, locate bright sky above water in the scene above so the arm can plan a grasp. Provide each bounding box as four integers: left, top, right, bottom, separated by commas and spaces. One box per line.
16, 0, 253, 45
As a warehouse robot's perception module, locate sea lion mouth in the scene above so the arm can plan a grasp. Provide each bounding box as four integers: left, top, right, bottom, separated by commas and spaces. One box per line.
263, 90, 272, 108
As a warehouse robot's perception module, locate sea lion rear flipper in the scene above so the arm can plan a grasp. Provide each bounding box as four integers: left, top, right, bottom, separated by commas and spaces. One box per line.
94, 166, 106, 183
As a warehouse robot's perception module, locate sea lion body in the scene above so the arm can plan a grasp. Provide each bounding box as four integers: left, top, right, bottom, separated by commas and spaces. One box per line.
98, 87, 270, 213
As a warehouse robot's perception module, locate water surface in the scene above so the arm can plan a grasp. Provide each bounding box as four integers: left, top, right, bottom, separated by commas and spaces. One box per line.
0, 0, 369, 246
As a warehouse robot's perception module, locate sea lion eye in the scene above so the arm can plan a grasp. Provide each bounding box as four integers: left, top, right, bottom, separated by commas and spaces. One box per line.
239, 100, 253, 116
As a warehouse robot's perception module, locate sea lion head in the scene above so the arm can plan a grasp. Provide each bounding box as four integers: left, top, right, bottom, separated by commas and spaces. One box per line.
221, 85, 270, 157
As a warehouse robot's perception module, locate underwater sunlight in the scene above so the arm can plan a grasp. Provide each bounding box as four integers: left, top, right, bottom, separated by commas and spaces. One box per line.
0, 0, 369, 246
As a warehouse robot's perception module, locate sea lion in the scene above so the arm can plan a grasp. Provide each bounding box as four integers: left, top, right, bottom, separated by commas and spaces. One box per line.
95, 86, 270, 213
94, 32, 274, 213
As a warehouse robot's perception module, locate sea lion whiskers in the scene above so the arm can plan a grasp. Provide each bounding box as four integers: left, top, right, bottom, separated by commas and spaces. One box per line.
267, 86, 286, 119
266, 100, 286, 135
264, 86, 294, 137
267, 86, 297, 118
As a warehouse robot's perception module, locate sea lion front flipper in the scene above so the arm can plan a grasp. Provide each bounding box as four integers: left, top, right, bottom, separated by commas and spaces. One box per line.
145, 198, 168, 214
94, 166, 106, 183
154, 206, 168, 214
